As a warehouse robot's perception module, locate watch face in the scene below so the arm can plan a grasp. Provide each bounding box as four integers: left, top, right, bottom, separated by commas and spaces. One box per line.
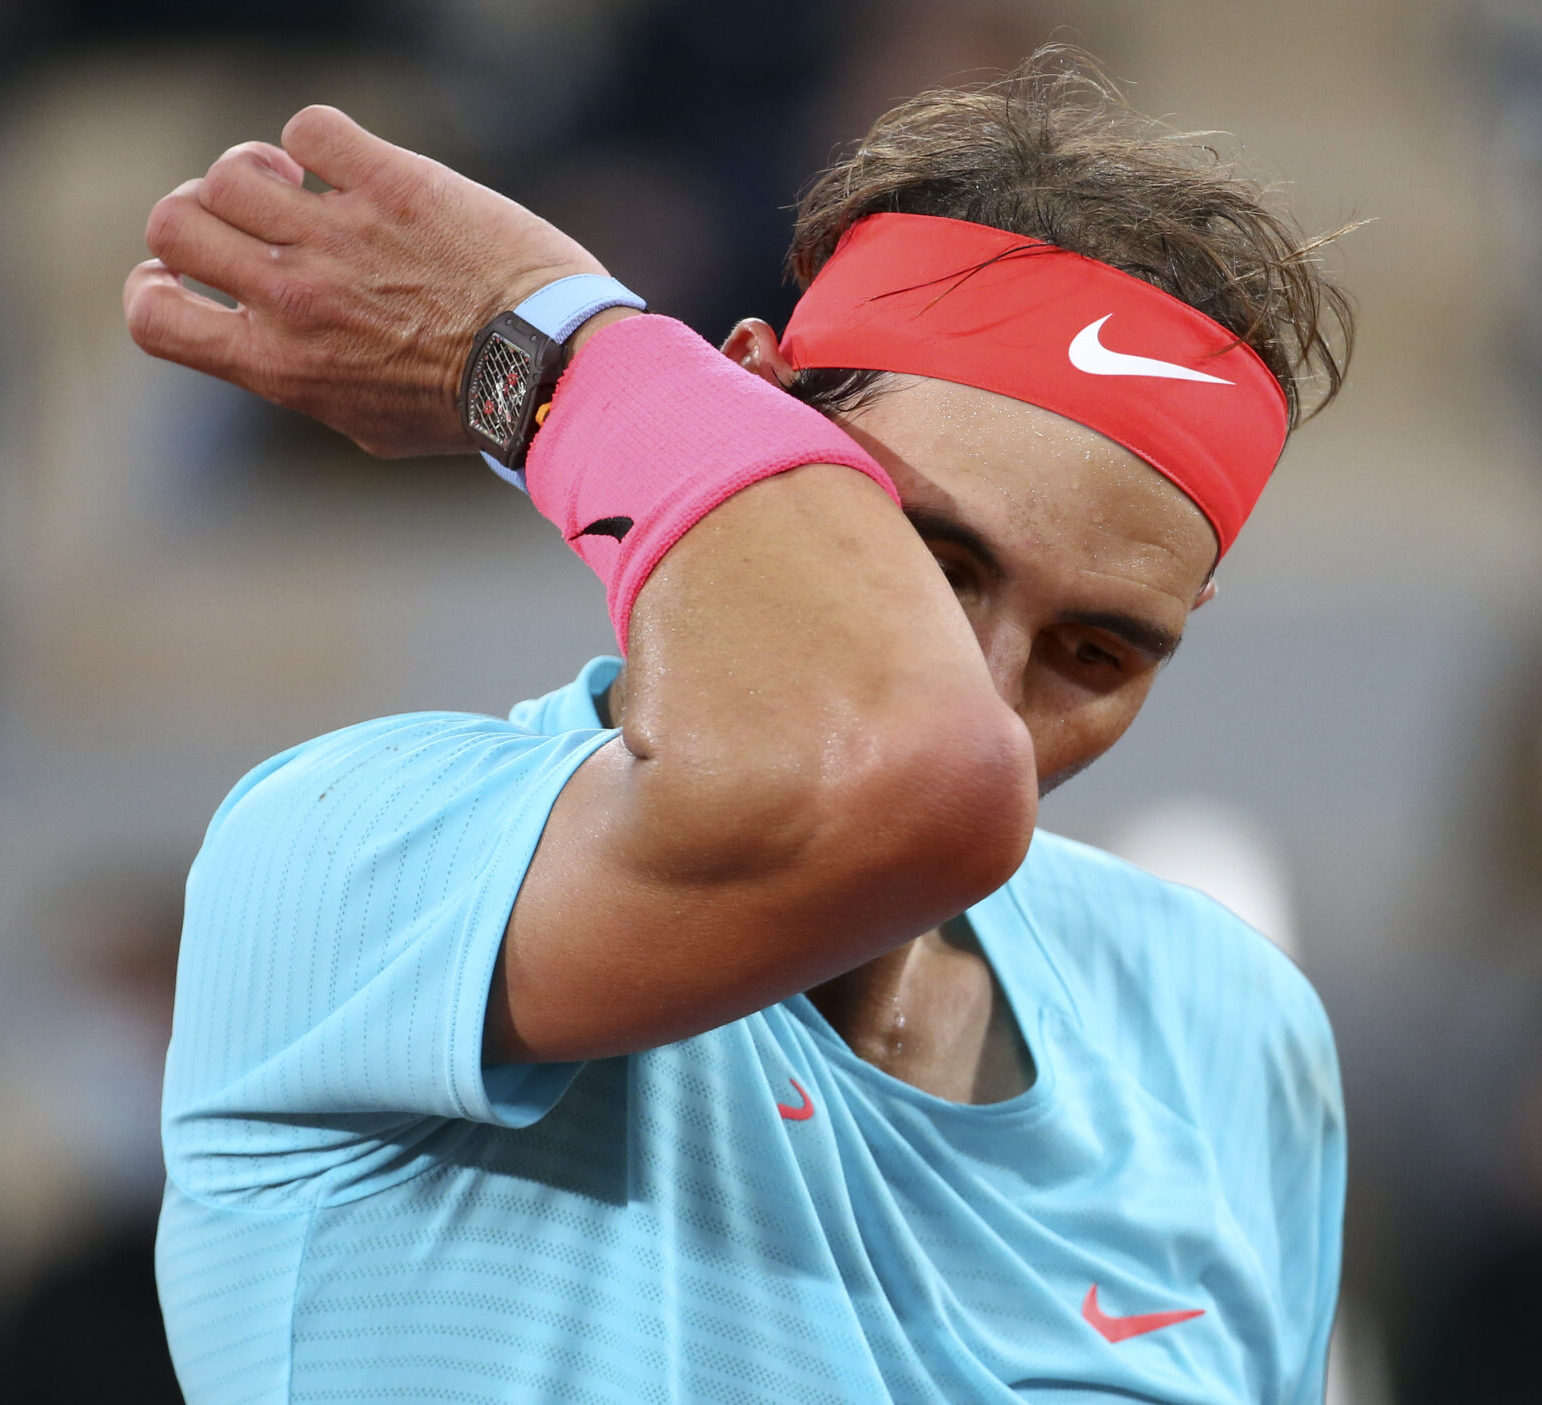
466, 331, 533, 452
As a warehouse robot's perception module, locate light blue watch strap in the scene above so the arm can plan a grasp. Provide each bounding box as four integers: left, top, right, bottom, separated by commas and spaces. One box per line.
513, 274, 647, 344
481, 453, 532, 492
479, 274, 646, 491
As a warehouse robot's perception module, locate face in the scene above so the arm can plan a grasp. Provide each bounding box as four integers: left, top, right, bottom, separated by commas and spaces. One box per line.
851, 375, 1217, 791
725, 319, 1219, 794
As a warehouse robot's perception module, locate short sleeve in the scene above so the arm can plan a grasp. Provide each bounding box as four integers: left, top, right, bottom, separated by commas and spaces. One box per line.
161, 712, 615, 1209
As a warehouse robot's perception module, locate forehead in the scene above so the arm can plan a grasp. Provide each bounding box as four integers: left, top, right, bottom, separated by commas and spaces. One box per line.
844, 374, 1218, 588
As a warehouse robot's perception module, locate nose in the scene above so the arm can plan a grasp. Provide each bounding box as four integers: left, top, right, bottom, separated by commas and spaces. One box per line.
972, 613, 1035, 715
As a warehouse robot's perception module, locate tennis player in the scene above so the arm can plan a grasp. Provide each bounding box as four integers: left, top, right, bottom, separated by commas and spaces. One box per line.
128, 57, 1352, 1404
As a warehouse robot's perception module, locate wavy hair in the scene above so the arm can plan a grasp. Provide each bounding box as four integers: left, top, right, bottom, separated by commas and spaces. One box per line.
786, 46, 1356, 429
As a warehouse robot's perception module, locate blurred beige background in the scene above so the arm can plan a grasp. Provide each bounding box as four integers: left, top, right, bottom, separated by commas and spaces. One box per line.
2, 2, 1539, 1401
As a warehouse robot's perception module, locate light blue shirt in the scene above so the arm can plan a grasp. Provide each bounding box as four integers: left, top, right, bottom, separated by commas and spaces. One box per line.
159, 657, 1344, 1403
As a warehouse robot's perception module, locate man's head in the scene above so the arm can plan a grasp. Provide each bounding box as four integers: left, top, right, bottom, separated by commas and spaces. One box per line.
724, 49, 1354, 790
785, 47, 1353, 430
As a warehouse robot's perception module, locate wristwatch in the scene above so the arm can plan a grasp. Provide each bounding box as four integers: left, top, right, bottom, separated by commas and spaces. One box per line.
462, 273, 646, 491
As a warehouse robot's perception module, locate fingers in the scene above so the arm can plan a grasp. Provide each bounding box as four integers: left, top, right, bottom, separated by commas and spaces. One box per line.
198, 141, 314, 244
145, 179, 288, 307
124, 260, 247, 379
281, 104, 403, 192
219, 139, 305, 188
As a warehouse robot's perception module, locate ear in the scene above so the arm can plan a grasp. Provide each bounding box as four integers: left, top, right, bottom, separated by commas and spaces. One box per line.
1192, 577, 1218, 610
721, 318, 796, 388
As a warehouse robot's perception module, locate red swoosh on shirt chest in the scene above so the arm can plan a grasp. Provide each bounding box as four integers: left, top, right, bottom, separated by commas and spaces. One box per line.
1082, 1283, 1205, 1343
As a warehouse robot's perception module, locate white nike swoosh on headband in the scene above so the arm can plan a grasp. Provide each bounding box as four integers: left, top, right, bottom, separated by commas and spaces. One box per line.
1068, 315, 1233, 384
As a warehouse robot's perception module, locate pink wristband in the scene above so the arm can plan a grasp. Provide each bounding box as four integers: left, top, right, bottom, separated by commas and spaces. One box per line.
525, 315, 901, 652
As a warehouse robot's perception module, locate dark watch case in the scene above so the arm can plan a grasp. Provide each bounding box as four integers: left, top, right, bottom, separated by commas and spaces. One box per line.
460, 312, 566, 470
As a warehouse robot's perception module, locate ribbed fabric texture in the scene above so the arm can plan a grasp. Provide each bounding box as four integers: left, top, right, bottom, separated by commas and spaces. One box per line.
526, 316, 900, 650
158, 658, 1344, 1404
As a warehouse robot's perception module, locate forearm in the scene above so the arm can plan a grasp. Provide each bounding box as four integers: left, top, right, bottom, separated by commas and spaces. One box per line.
621, 464, 1027, 864
501, 345, 1036, 1059
122, 108, 1036, 1060
552, 314, 1018, 795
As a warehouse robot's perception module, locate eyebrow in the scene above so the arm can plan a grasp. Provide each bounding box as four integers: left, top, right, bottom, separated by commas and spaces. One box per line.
902, 506, 1183, 663
903, 507, 1005, 580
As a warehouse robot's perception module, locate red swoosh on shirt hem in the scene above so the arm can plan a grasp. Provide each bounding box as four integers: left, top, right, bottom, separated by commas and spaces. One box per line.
1082, 1283, 1205, 1343
776, 1077, 814, 1121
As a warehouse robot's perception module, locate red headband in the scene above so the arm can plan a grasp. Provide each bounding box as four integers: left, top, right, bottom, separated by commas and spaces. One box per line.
780, 213, 1289, 556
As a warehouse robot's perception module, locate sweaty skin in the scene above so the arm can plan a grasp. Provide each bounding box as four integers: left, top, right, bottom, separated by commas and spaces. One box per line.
652, 326, 1217, 1103
127, 108, 1217, 1103
812, 393, 1215, 1103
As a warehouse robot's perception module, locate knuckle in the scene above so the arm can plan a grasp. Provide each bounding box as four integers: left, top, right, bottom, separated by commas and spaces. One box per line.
217, 139, 270, 166
370, 154, 434, 218
199, 159, 243, 211
270, 375, 329, 419
282, 103, 338, 149
267, 271, 327, 327
202, 145, 276, 211
125, 285, 170, 350
144, 196, 188, 256
255, 374, 294, 409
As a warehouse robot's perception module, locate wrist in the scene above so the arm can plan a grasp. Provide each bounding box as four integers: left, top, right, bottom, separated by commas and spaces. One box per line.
524, 315, 900, 652
566, 305, 644, 363
453, 267, 614, 448
462, 274, 647, 478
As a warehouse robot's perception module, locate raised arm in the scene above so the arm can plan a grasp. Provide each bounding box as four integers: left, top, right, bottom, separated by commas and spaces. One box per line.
128, 108, 1037, 1063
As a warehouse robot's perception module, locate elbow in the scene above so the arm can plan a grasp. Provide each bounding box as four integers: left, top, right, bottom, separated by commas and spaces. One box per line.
842, 694, 1037, 907
630, 691, 1035, 914
705, 689, 1035, 921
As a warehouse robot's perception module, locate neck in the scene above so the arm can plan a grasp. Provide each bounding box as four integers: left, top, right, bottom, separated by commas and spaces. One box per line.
603, 665, 1032, 1104
807, 918, 1035, 1104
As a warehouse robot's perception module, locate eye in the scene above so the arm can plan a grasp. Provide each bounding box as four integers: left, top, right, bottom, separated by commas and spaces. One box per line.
1073, 638, 1122, 670
1033, 615, 1172, 696
1042, 626, 1132, 683
928, 545, 978, 596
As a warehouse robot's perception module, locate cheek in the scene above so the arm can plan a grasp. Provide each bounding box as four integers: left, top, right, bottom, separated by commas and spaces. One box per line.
1018, 672, 1158, 784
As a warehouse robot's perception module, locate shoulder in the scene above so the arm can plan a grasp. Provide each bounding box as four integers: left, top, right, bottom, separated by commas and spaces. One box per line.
186, 710, 615, 1014
204, 654, 620, 844
1002, 831, 1338, 1116
1009, 829, 1321, 1008
202, 711, 608, 853
167, 710, 615, 1201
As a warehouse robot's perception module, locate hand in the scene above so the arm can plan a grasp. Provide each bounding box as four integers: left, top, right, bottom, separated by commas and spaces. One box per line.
124, 106, 608, 458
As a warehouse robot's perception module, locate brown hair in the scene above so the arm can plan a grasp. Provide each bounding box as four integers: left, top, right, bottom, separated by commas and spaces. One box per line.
785, 47, 1355, 428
